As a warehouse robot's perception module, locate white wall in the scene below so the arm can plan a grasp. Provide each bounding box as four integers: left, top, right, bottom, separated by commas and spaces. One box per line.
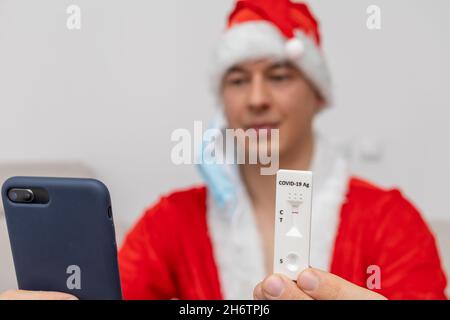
1, 0, 449, 230
313, 0, 450, 222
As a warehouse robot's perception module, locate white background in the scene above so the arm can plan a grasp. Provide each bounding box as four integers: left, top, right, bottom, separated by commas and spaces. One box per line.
1, 0, 449, 229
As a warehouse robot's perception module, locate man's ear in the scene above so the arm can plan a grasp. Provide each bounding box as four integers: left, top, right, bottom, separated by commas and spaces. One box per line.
314, 94, 326, 114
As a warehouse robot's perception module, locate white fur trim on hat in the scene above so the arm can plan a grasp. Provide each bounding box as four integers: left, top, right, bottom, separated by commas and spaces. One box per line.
211, 21, 333, 105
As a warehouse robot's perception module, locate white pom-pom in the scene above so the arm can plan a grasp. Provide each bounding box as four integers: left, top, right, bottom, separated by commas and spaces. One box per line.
285, 38, 304, 60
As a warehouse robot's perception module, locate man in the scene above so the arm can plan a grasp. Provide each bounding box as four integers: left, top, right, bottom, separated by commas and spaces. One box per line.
1, 0, 447, 300
117, 0, 447, 300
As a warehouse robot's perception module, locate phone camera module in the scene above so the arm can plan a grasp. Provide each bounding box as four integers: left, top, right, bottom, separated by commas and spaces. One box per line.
8, 189, 35, 203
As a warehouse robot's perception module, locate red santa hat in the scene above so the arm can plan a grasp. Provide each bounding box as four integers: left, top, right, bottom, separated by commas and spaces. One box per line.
213, 0, 332, 105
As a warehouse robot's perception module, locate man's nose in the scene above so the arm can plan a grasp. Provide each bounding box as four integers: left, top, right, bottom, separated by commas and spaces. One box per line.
248, 76, 270, 113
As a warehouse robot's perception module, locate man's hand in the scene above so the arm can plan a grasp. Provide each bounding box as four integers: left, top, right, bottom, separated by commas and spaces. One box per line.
253, 268, 387, 300
0, 290, 78, 300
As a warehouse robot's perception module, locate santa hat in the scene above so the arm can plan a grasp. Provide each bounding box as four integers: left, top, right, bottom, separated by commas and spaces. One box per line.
212, 0, 332, 105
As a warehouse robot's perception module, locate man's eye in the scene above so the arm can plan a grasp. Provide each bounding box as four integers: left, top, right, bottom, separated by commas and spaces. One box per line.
227, 78, 248, 86
270, 74, 292, 82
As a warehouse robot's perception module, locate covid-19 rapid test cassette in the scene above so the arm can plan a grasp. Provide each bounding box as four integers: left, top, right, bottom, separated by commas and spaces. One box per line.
273, 169, 313, 280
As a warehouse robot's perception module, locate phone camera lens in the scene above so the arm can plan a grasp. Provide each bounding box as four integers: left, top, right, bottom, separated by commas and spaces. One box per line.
23, 192, 32, 201
8, 189, 35, 203
9, 191, 18, 201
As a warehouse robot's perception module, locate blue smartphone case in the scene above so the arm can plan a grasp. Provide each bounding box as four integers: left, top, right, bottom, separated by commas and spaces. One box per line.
1, 176, 122, 300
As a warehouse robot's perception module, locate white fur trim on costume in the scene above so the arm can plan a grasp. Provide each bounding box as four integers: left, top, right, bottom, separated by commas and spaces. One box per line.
206, 132, 350, 299
206, 182, 266, 300
211, 21, 333, 105
309, 135, 350, 270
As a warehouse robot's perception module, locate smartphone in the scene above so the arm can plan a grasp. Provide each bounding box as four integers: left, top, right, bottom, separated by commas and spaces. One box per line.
1, 176, 122, 300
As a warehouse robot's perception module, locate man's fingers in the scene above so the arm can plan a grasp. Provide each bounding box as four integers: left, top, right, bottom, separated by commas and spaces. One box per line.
0, 290, 78, 300
297, 268, 386, 300
253, 274, 312, 300
253, 282, 264, 300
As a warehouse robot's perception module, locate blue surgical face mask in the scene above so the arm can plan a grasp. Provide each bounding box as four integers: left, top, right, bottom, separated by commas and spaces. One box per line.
196, 111, 238, 215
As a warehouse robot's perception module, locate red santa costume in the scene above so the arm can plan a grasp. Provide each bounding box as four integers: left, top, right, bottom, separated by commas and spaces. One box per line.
118, 0, 448, 300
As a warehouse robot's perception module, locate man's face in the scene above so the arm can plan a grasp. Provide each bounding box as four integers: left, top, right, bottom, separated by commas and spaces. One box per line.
221, 59, 323, 160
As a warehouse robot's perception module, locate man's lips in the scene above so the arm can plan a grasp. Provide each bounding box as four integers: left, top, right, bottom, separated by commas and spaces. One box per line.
245, 122, 280, 131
